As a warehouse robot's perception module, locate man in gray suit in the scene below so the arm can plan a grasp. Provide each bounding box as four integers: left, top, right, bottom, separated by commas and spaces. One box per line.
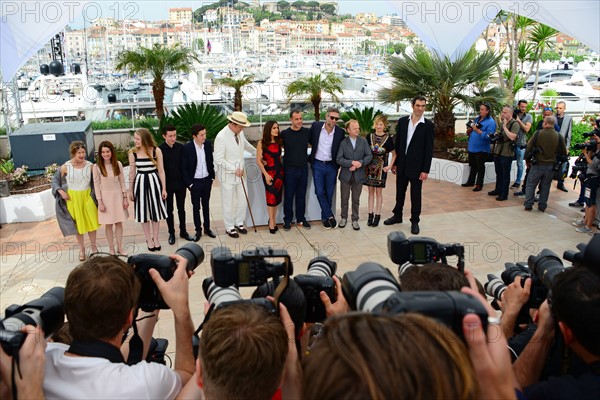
335, 119, 372, 230
556, 101, 573, 192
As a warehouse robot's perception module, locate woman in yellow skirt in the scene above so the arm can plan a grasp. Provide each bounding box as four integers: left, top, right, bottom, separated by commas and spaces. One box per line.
56, 141, 100, 261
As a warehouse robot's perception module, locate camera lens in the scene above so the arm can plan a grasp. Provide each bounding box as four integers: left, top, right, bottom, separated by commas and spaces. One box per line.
175, 243, 204, 272
342, 262, 401, 312
528, 249, 564, 289
202, 277, 243, 307
484, 274, 507, 300
306, 257, 337, 277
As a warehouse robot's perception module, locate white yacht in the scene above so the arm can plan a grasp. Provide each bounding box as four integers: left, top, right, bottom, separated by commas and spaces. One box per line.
20, 72, 100, 124
122, 79, 140, 91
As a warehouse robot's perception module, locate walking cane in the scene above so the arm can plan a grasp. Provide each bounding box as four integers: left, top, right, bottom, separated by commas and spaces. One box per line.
241, 175, 258, 233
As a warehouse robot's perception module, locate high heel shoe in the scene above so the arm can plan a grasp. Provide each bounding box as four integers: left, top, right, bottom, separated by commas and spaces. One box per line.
269, 220, 278, 234
146, 240, 156, 252
367, 213, 374, 226
154, 241, 162, 252
372, 214, 381, 227
78, 250, 86, 262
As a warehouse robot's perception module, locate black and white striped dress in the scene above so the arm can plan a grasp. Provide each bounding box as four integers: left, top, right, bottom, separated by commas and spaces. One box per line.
133, 151, 167, 223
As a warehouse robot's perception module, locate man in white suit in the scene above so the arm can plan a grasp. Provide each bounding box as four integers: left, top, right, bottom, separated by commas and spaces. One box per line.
214, 112, 257, 238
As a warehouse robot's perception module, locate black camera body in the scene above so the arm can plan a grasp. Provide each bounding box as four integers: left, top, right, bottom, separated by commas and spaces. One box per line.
388, 231, 465, 272
574, 139, 598, 152
294, 257, 337, 323
563, 234, 600, 270
0, 287, 65, 356
128, 243, 204, 311
489, 132, 504, 144
466, 120, 483, 130
582, 128, 600, 138
570, 154, 588, 179
211, 247, 293, 287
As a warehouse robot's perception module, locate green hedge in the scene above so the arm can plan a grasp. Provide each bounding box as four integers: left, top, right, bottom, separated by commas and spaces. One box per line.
90, 118, 159, 130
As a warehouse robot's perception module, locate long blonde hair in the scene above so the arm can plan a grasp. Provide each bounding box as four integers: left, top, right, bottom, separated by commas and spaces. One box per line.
130, 128, 157, 166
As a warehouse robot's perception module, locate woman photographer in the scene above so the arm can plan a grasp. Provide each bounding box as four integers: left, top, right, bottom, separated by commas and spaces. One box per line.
573, 131, 600, 234
462, 103, 497, 192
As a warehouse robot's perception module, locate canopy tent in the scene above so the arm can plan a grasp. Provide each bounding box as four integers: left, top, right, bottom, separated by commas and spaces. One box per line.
1, 1, 89, 82
1, 1, 599, 81
391, 0, 600, 60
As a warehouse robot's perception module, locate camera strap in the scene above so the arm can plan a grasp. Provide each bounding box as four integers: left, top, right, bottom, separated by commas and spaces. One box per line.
66, 309, 144, 365
68, 340, 125, 363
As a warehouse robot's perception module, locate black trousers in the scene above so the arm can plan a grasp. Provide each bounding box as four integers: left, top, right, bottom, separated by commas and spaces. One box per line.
190, 177, 212, 233
392, 173, 423, 223
466, 151, 488, 186
165, 184, 187, 235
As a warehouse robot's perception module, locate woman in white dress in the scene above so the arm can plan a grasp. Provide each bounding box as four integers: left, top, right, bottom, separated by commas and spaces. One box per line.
128, 128, 167, 251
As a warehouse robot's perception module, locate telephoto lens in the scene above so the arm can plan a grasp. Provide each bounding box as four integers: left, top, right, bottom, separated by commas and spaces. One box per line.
484, 274, 507, 301
342, 262, 401, 312
202, 277, 243, 308
528, 249, 565, 289
175, 243, 205, 271
306, 257, 337, 277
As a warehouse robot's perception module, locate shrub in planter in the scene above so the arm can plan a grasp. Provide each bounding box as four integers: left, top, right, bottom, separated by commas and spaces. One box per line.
10, 165, 29, 186
45, 163, 60, 182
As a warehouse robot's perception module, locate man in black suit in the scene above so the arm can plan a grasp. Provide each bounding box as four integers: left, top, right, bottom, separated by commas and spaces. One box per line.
384, 95, 434, 234
160, 124, 194, 245
181, 124, 217, 240
309, 107, 346, 229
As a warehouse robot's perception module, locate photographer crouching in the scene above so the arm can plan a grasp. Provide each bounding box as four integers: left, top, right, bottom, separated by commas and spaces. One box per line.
573, 130, 600, 234
523, 115, 568, 212
43, 254, 197, 398
488, 106, 520, 201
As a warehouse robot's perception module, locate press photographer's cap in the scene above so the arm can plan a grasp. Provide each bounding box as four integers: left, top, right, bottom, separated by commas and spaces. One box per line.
227, 111, 251, 127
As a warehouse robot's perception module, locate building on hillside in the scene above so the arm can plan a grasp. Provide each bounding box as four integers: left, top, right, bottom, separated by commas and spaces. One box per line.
169, 8, 193, 23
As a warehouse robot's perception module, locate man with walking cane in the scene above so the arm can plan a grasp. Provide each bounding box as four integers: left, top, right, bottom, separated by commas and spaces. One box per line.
214, 112, 257, 238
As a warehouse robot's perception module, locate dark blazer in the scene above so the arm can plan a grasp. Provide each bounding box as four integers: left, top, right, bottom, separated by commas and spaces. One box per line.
181, 139, 215, 187
308, 121, 345, 167
336, 136, 373, 184
394, 115, 435, 180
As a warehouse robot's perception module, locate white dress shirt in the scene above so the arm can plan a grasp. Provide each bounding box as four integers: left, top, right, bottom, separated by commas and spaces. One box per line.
315, 124, 335, 161
193, 141, 209, 179
406, 114, 425, 154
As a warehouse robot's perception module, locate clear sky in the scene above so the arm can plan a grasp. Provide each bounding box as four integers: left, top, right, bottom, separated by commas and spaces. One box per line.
73, 0, 395, 24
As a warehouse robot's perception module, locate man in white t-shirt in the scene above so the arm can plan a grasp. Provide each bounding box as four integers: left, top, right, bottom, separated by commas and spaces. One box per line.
43, 255, 196, 399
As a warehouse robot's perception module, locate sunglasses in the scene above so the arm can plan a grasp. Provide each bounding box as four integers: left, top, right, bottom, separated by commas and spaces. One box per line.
328, 115, 340, 121
543, 107, 553, 111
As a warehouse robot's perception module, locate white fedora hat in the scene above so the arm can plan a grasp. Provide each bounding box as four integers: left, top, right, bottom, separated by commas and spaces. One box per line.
227, 111, 251, 127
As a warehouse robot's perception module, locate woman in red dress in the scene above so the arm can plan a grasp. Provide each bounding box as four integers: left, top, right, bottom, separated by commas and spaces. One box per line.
257, 120, 284, 234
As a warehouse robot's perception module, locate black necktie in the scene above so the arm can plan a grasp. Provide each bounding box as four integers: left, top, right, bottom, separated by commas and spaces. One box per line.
235, 135, 239, 144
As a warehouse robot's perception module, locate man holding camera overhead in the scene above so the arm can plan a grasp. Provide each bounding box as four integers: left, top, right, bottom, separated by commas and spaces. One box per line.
42, 256, 196, 399
488, 106, 519, 201
523, 115, 567, 212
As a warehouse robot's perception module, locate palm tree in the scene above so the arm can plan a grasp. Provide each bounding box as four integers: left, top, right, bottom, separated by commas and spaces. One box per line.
285, 72, 343, 121
218, 75, 255, 111
378, 47, 505, 150
115, 43, 198, 121
528, 24, 558, 101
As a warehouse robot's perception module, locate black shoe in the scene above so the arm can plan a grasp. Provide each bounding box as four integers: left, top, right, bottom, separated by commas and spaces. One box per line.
283, 221, 292, 231
384, 215, 402, 225
524, 206, 533, 211
372, 214, 381, 227
496, 195, 508, 201
192, 232, 201, 242
511, 182, 521, 188
322, 219, 332, 229
557, 184, 568, 192
269, 226, 278, 234
168, 233, 176, 245
472, 185, 482, 192
538, 207, 546, 212
204, 229, 217, 238
461, 182, 475, 187
235, 225, 248, 234
569, 201, 584, 207
154, 244, 161, 252
488, 190, 499, 196
146, 241, 156, 252
411, 222, 420, 235
180, 232, 194, 241
367, 213, 374, 226
226, 229, 239, 238
514, 191, 525, 197
297, 220, 311, 229
328, 216, 337, 229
